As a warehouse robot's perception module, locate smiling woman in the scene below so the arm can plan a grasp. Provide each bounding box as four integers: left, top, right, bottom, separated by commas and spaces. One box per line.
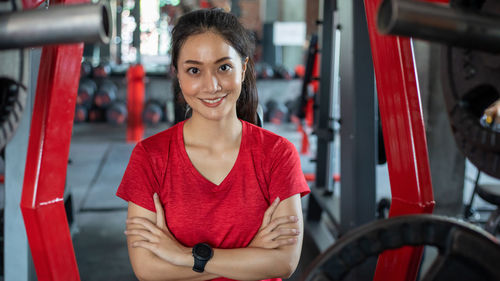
116, 8, 310, 281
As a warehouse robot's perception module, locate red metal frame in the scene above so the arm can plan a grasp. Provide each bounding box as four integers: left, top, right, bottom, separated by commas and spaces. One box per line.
22, 0, 46, 9
20, 0, 87, 280
363, 0, 446, 280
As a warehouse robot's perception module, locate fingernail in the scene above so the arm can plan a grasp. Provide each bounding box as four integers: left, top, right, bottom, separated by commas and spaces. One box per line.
274, 197, 280, 204
290, 216, 298, 221
154, 193, 158, 199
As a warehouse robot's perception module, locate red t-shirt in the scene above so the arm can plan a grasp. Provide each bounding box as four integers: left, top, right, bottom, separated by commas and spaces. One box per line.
117, 120, 310, 281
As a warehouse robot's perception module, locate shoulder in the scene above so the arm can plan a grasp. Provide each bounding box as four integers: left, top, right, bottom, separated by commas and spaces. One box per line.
243, 120, 297, 156
138, 122, 181, 156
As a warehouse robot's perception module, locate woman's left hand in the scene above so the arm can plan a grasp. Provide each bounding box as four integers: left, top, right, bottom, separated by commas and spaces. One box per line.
125, 193, 192, 267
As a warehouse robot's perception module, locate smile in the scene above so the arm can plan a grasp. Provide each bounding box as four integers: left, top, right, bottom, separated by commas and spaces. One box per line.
200, 95, 227, 104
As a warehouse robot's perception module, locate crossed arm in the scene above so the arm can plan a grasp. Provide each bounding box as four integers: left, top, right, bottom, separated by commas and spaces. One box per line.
125, 194, 304, 281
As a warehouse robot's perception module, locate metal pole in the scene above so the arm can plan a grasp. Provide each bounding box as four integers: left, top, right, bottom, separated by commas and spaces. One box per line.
378, 0, 500, 53
0, 3, 111, 50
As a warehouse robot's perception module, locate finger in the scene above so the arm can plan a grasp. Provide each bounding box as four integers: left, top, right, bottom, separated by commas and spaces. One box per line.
261, 197, 280, 228
125, 229, 159, 242
132, 240, 161, 255
154, 193, 166, 228
265, 228, 300, 241
274, 237, 298, 247
127, 217, 163, 236
265, 215, 299, 232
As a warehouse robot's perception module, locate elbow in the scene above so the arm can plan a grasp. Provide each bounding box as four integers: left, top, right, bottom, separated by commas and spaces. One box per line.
131, 259, 157, 281
278, 259, 299, 279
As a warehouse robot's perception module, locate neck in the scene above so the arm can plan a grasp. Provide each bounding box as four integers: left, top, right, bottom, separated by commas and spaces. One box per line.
183, 113, 242, 149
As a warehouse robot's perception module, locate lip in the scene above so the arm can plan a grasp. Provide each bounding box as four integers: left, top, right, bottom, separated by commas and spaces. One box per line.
200, 95, 227, 107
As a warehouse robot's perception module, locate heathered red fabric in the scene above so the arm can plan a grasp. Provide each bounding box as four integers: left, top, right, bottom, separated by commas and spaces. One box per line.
117, 120, 310, 281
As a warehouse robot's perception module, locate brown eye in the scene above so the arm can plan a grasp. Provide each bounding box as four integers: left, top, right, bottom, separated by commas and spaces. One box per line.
188, 67, 200, 74
219, 64, 232, 72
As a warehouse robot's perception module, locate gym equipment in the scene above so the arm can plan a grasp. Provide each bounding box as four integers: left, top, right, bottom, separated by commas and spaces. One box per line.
0, 77, 26, 150
273, 65, 293, 80
439, 0, 500, 178
126, 64, 145, 142
0, 3, 111, 50
74, 105, 88, 123
301, 215, 500, 281
93, 79, 117, 108
88, 106, 106, 123
77, 78, 97, 108
92, 62, 112, 78
442, 44, 500, 178
106, 100, 127, 126
264, 99, 288, 125
255, 63, 274, 79
377, 0, 500, 53
80, 60, 93, 78
143, 99, 165, 126
477, 182, 500, 234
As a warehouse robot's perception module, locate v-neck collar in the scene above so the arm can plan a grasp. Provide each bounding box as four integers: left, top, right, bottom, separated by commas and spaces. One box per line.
177, 120, 246, 192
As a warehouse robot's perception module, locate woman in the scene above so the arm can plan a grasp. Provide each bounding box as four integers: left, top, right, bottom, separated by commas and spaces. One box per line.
117, 8, 310, 281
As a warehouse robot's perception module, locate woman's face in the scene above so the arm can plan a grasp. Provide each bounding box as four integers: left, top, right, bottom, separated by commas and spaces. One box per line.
176, 31, 247, 122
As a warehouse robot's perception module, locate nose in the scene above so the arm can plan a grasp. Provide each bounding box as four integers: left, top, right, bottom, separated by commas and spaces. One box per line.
202, 71, 220, 93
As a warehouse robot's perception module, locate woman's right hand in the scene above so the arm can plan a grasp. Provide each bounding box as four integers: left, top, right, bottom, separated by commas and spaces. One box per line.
248, 197, 300, 249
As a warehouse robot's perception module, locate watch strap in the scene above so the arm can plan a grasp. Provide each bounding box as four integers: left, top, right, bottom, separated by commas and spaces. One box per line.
193, 256, 208, 273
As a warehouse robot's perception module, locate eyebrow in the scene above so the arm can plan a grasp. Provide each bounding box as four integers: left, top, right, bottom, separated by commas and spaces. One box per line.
183, 56, 233, 65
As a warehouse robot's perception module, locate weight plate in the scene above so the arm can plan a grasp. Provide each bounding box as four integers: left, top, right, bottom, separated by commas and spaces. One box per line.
300, 215, 500, 281
0, 77, 26, 150
441, 0, 500, 178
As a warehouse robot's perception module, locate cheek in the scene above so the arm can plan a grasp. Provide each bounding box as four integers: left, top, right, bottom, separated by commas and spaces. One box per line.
220, 73, 243, 91
178, 76, 201, 97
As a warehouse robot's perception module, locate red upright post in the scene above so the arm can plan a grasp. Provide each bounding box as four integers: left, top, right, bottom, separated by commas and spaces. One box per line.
363, 0, 437, 280
126, 64, 145, 143
19, 1, 85, 280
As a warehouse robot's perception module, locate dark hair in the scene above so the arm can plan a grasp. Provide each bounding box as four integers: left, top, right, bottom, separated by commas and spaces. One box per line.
171, 8, 258, 125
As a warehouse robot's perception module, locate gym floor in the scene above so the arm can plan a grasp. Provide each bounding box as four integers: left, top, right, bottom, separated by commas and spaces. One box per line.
66, 121, 499, 280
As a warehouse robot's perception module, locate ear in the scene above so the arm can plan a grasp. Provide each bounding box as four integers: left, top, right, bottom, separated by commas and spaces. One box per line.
241, 57, 249, 82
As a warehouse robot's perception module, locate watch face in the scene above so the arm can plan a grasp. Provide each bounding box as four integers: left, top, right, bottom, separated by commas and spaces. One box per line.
195, 243, 212, 259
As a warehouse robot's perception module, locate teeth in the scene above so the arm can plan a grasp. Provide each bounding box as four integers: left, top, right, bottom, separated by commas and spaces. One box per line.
202, 96, 224, 104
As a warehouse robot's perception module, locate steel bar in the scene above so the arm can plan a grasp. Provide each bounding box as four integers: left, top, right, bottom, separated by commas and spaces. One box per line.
0, 3, 110, 50
378, 0, 500, 53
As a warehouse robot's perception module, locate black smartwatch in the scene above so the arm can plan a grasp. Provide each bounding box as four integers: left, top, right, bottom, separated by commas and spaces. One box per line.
192, 243, 213, 273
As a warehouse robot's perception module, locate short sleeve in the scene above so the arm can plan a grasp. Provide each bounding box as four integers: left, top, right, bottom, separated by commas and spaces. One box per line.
116, 142, 159, 212
268, 139, 310, 201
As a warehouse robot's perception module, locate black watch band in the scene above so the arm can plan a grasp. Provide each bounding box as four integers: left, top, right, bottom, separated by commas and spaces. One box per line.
193, 256, 208, 273
192, 243, 213, 273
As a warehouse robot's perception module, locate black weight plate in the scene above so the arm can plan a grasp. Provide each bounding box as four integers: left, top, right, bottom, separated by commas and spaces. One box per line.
0, 77, 26, 150
441, 0, 500, 178
300, 215, 500, 281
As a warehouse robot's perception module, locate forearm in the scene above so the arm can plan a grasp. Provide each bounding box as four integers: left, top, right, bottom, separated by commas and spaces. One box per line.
193, 247, 298, 281
132, 249, 220, 281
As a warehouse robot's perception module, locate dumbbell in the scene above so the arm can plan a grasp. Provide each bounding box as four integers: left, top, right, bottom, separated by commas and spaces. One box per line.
106, 100, 127, 126
255, 63, 274, 79
77, 78, 97, 107
74, 104, 88, 123
88, 106, 106, 122
273, 65, 293, 80
143, 99, 165, 126
92, 62, 111, 78
264, 99, 288, 125
94, 79, 117, 108
285, 99, 300, 123
80, 60, 93, 78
